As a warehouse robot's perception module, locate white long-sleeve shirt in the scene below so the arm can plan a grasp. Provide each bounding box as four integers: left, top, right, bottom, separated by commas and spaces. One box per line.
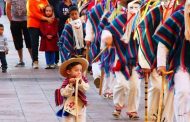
60, 80, 89, 98
101, 30, 112, 49
138, 47, 151, 69
84, 19, 94, 42
157, 42, 169, 67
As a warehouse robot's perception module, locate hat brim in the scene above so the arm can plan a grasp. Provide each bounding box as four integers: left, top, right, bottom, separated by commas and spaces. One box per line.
59, 58, 89, 77
119, 0, 140, 7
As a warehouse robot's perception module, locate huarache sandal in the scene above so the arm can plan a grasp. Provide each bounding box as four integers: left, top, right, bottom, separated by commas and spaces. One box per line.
112, 109, 121, 118
127, 112, 140, 120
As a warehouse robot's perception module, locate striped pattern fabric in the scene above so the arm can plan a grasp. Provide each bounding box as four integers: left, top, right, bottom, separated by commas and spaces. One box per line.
105, 13, 139, 80
59, 23, 85, 62
137, 5, 163, 69
153, 8, 190, 89
100, 47, 116, 76
55, 88, 63, 106
61, 76, 89, 105
87, 4, 104, 61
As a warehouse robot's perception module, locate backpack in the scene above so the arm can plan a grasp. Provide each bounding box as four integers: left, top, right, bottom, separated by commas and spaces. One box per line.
55, 88, 63, 106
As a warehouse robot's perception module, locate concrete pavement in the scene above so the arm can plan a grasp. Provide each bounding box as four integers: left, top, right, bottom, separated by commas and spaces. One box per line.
0, 15, 145, 122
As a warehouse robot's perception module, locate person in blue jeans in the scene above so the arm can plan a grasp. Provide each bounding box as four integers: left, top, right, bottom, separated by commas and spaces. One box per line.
0, 24, 8, 73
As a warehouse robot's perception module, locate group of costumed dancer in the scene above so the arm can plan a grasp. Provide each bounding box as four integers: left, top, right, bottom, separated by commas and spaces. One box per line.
59, 0, 190, 121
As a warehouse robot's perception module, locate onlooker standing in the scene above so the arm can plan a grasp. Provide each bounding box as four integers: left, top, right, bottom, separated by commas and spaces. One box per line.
0, 24, 8, 73
27, 0, 54, 69
39, 5, 59, 69
6, 0, 32, 67
48, 0, 61, 17
57, 0, 73, 62
48, 0, 61, 67
57, 0, 73, 36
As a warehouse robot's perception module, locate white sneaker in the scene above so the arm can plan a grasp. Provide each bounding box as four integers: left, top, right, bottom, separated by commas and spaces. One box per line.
33, 61, 39, 69
50, 64, 55, 69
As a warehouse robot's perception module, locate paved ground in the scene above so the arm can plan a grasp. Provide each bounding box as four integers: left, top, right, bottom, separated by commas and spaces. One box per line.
0, 16, 145, 122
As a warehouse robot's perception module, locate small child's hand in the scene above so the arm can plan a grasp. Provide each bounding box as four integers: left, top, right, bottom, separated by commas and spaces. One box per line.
69, 78, 76, 85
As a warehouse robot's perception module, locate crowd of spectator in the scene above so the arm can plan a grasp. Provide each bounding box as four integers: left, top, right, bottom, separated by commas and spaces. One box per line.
0, 0, 86, 72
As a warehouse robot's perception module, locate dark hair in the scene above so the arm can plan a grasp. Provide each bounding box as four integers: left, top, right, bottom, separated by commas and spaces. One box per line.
66, 62, 82, 70
69, 5, 78, 13
134, 1, 141, 5
0, 23, 4, 28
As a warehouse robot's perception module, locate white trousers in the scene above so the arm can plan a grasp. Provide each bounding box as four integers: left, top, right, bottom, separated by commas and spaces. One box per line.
148, 69, 162, 116
92, 61, 101, 80
103, 72, 116, 94
62, 107, 86, 122
92, 61, 116, 94
162, 88, 174, 122
148, 69, 174, 121
113, 67, 141, 112
174, 67, 190, 122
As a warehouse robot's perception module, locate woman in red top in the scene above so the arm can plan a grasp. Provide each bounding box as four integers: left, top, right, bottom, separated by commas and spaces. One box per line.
39, 5, 59, 69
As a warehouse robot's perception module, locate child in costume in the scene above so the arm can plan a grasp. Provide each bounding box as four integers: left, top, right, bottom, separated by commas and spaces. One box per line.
137, 0, 176, 121
59, 58, 89, 122
101, 0, 142, 119
39, 5, 59, 69
59, 5, 86, 62
153, 0, 190, 121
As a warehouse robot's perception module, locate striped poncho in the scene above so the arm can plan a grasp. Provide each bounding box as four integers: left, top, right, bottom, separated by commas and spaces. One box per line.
87, 3, 104, 61
137, 5, 164, 69
59, 23, 86, 62
100, 47, 116, 76
97, 11, 116, 76
105, 13, 139, 80
153, 8, 190, 89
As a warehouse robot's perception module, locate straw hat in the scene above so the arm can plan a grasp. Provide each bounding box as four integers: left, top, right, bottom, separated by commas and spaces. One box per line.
119, 0, 135, 7
59, 58, 89, 77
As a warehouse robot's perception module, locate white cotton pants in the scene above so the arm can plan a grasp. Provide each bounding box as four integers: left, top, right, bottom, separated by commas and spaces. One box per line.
113, 67, 141, 112
174, 67, 190, 122
148, 69, 174, 121
92, 61, 116, 94
148, 69, 162, 117
161, 88, 174, 122
103, 72, 116, 94
92, 61, 101, 80
62, 107, 86, 122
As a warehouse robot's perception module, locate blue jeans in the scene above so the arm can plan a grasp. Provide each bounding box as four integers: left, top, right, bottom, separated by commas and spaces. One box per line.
45, 52, 55, 65
0, 52, 7, 70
